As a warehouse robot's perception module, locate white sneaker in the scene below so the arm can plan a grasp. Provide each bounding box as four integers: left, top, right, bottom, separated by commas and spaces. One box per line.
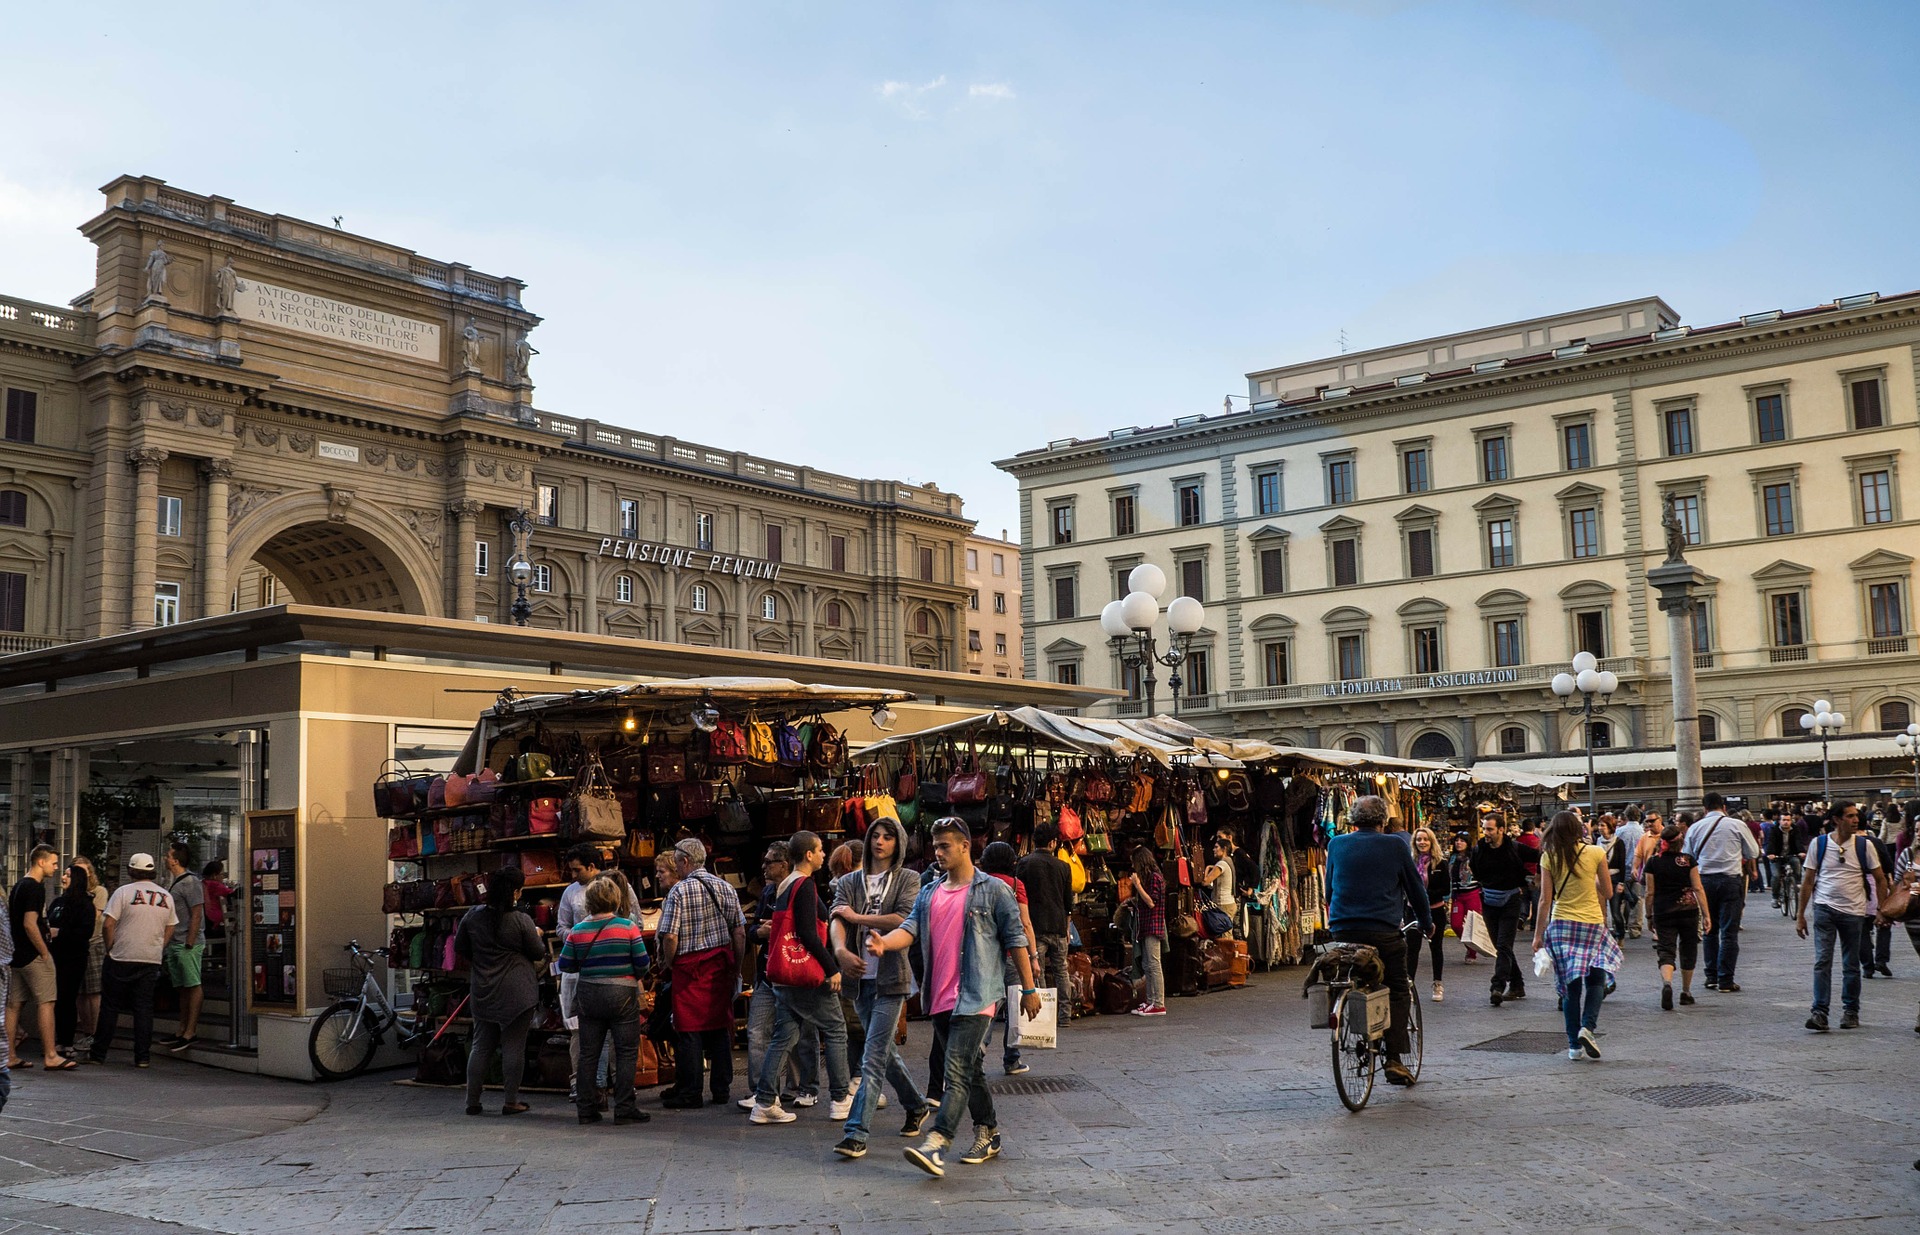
1578, 1028, 1601, 1060
1432, 981, 1444, 1003
877, 1092, 888, 1109
828, 1094, 855, 1120
736, 1096, 756, 1111
1567, 1047, 1582, 1061
790, 1092, 818, 1108
749, 1100, 796, 1125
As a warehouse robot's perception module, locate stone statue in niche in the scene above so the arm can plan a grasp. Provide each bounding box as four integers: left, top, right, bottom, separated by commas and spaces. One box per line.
508, 332, 536, 384
213, 258, 239, 314
144, 241, 171, 301
460, 317, 482, 372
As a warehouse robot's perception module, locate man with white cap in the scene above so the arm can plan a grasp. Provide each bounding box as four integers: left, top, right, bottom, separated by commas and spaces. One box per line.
85, 854, 174, 1068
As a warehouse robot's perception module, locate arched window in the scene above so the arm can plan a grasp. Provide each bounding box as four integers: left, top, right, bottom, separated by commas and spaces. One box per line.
1498, 726, 1527, 755
1698, 713, 1719, 743
1408, 731, 1456, 761
1341, 736, 1368, 754
761, 594, 778, 621
825, 600, 843, 627
615, 575, 633, 604
1587, 720, 1612, 749
0, 490, 25, 528
1781, 707, 1808, 737
913, 610, 931, 636
1880, 700, 1912, 731
690, 584, 708, 613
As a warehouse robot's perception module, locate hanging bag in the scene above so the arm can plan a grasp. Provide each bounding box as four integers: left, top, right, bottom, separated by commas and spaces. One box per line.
564, 761, 625, 840
947, 746, 989, 806
764, 881, 827, 987
528, 796, 563, 836
773, 722, 806, 767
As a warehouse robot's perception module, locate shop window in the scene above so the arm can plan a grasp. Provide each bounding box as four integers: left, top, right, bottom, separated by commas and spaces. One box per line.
158, 495, 182, 538
1492, 618, 1523, 667
1054, 662, 1080, 685
1177, 482, 1204, 527
1331, 538, 1358, 587
3, 390, 35, 443
761, 594, 778, 621
1574, 609, 1607, 658
1849, 375, 1885, 429
1498, 725, 1527, 755
695, 512, 714, 551
690, 584, 708, 612
1180, 559, 1204, 601
0, 571, 24, 631
1341, 736, 1368, 754
918, 546, 935, 582
0, 490, 26, 527
830, 534, 847, 572
1869, 582, 1905, 638
533, 564, 552, 593
1183, 649, 1211, 697
1859, 469, 1894, 525
619, 499, 640, 539
154, 581, 181, 627
1336, 633, 1365, 680
1568, 508, 1599, 559
993, 592, 1006, 614
1111, 493, 1136, 536
1880, 700, 1912, 730
1663, 406, 1695, 456
825, 600, 843, 627
475, 540, 490, 576
1051, 504, 1074, 545
1481, 435, 1510, 482
1325, 458, 1355, 506
1259, 546, 1286, 595
1486, 518, 1515, 569
1762, 482, 1796, 536
1587, 720, 1612, 749
615, 575, 633, 604
1261, 641, 1290, 687
536, 484, 559, 526
1562, 422, 1593, 471
1254, 470, 1281, 516
1411, 625, 1442, 674
1407, 527, 1435, 578
1698, 714, 1719, 743
1401, 447, 1430, 495
1754, 391, 1787, 443
1052, 575, 1076, 621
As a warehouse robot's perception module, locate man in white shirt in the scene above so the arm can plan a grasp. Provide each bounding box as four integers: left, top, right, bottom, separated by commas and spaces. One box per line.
84, 854, 174, 1069
1795, 803, 1890, 1031
1611, 810, 1645, 938
1683, 793, 1762, 993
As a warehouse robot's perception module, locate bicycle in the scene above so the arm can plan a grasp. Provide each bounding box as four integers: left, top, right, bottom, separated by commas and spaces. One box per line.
1778, 857, 1802, 918
1304, 937, 1423, 1112
307, 940, 425, 1081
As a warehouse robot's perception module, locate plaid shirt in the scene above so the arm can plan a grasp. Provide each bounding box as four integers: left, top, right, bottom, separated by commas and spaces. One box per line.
657, 868, 744, 956
1138, 866, 1167, 939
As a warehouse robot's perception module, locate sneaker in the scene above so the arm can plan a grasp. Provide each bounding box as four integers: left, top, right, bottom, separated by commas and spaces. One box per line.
168, 1036, 196, 1054
1578, 1028, 1601, 1060
1661, 984, 1674, 1012
1703, 979, 1719, 990
1567, 1047, 1583, 1061
877, 1093, 888, 1109
134, 1060, 151, 1069
749, 1100, 796, 1125
833, 1137, 868, 1159
737, 1096, 756, 1111
1719, 981, 1742, 993
828, 1094, 855, 1120
1004, 1061, 1031, 1076
905, 1132, 949, 1177
1503, 988, 1526, 1001
1679, 991, 1695, 1005
1839, 1011, 1860, 1030
1137, 1005, 1167, 1016
1490, 988, 1504, 1007
1805, 1012, 1830, 1032
1877, 963, 1893, 978
1431, 981, 1444, 1003
158, 1035, 186, 1051
1383, 1060, 1414, 1087
900, 1105, 934, 1138
958, 1126, 1002, 1165
613, 1112, 651, 1126
789, 1092, 819, 1108
1863, 968, 1877, 980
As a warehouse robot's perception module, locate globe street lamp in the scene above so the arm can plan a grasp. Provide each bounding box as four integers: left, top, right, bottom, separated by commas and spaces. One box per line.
1100, 563, 1208, 717
504, 507, 536, 627
1551, 651, 1619, 817
1799, 700, 1846, 801
1895, 722, 1920, 797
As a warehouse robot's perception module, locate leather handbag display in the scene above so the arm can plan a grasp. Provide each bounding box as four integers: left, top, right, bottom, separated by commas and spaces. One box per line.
710, 720, 750, 764
765, 798, 803, 837
745, 719, 778, 765
510, 849, 563, 886
646, 748, 687, 785
947, 753, 989, 806
716, 789, 754, 838
528, 796, 563, 836
624, 829, 656, 861
807, 722, 847, 774
774, 722, 806, 767
564, 761, 625, 840
514, 750, 554, 782
676, 781, 715, 819
1057, 804, 1084, 843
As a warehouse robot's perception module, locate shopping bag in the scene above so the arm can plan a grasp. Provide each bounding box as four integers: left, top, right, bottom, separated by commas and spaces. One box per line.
1462, 909, 1496, 957
1004, 986, 1058, 1049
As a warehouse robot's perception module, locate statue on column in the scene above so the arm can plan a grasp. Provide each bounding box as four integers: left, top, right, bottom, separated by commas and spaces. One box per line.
460, 316, 482, 372
144, 241, 171, 301
212, 258, 239, 315
1660, 490, 1688, 564
508, 331, 536, 384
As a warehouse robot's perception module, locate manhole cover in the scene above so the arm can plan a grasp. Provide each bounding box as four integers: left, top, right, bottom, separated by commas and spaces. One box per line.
1615, 1083, 1781, 1109
1462, 1031, 1571, 1053
988, 1074, 1093, 1096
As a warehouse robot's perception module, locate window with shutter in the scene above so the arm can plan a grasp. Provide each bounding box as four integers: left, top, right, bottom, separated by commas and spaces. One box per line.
1407, 528, 1434, 578
0, 571, 24, 631
1180, 559, 1203, 600
1332, 538, 1357, 587
1258, 547, 1284, 595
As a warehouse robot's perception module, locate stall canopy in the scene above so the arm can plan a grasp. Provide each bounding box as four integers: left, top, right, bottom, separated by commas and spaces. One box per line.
859, 706, 1243, 768
1440, 763, 1584, 790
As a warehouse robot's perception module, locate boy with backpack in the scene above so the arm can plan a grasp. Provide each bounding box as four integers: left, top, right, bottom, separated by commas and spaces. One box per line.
1795, 802, 1891, 1031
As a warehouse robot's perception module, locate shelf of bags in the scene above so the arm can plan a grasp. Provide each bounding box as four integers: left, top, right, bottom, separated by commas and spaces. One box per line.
487, 831, 574, 848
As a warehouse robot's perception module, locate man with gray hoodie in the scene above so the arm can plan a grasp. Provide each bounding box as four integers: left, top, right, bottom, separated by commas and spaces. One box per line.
828, 817, 931, 1158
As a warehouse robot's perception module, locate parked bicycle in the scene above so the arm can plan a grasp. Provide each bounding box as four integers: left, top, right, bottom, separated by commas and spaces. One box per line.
307, 940, 425, 1081
1303, 938, 1423, 1112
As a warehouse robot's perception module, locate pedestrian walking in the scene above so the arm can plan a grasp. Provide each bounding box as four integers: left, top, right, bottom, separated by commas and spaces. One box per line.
557, 875, 649, 1126
1614, 809, 1645, 938
47, 864, 96, 1058
1016, 822, 1073, 1026
1127, 845, 1168, 1016
825, 841, 868, 1089
654, 839, 746, 1111
1685, 792, 1761, 993
1407, 827, 1448, 1002
1797, 802, 1890, 1032
1326, 795, 1430, 1087
1641, 824, 1709, 1009
1470, 815, 1529, 1004
8, 846, 71, 1071
454, 865, 544, 1116
86, 853, 174, 1069
1532, 810, 1621, 1061
1859, 826, 1896, 980
748, 831, 853, 1127
978, 842, 1039, 1075
867, 818, 1041, 1178
159, 844, 206, 1053
67, 857, 106, 1058
739, 842, 818, 1111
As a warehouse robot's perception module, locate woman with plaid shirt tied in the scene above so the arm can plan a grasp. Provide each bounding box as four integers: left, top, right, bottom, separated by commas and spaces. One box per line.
1128, 846, 1167, 1016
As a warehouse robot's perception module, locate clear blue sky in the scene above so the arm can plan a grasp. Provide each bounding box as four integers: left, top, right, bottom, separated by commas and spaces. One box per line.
4, 2, 1916, 536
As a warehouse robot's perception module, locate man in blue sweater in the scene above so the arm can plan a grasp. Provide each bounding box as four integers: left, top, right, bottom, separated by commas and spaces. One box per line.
1326, 795, 1431, 1086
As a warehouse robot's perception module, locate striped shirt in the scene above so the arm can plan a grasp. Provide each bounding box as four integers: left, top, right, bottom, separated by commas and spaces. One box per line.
559, 915, 648, 985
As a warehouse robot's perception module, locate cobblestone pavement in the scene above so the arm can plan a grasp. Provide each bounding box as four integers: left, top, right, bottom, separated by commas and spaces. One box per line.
1, 902, 1916, 1234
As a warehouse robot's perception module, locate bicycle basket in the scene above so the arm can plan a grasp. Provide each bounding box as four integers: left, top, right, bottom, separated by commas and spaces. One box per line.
322, 968, 365, 998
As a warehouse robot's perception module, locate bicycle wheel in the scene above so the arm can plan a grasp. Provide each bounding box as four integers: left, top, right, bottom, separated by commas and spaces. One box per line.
1331, 990, 1376, 1112
1404, 983, 1424, 1084
308, 999, 381, 1081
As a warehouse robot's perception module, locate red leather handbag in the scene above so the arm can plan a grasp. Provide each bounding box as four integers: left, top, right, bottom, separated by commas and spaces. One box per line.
709, 721, 750, 765
646, 749, 687, 785
676, 781, 715, 819
947, 753, 989, 806
528, 797, 563, 835
1057, 804, 1085, 843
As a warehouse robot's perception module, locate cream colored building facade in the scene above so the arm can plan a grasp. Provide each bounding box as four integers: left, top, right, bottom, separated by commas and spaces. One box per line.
1000, 294, 1920, 797
962, 531, 1023, 678
0, 177, 974, 668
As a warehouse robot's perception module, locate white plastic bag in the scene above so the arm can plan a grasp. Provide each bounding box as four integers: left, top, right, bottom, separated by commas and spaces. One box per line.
1462, 910, 1496, 957
1532, 947, 1555, 978
1006, 986, 1058, 1049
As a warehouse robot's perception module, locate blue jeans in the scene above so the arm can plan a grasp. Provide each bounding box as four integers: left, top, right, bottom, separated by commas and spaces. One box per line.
1699, 873, 1746, 983
841, 981, 925, 1143
755, 983, 849, 1105
929, 1010, 997, 1141
747, 979, 816, 1099
1561, 969, 1606, 1048
1811, 903, 1869, 1016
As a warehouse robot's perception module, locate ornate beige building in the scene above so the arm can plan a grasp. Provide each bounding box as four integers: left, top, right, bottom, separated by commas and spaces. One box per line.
0, 177, 973, 668
962, 531, 1023, 678
1000, 294, 1920, 800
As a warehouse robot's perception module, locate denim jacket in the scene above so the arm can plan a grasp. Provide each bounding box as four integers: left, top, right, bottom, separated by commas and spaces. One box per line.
900, 869, 1027, 1017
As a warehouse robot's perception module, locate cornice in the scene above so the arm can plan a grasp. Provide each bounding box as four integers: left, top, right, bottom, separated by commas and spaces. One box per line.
0, 332, 95, 364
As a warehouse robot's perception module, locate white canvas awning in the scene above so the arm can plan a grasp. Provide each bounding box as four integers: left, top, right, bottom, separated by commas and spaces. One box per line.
484, 676, 914, 722
1488, 735, 1900, 778
1448, 763, 1585, 790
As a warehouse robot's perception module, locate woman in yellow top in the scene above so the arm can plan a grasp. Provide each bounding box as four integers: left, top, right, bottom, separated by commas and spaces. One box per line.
1530, 810, 1622, 1061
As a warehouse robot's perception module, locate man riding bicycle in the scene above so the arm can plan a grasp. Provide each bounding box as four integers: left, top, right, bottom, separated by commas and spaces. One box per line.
1325, 795, 1432, 1087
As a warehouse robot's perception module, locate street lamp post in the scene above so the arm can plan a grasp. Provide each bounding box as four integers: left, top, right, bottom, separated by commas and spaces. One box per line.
1551, 651, 1619, 818
1895, 722, 1920, 797
1100, 563, 1207, 718
1799, 700, 1846, 801
504, 507, 535, 627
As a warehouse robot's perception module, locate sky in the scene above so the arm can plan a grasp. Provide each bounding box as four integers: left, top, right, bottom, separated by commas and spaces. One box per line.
4, 1, 1918, 537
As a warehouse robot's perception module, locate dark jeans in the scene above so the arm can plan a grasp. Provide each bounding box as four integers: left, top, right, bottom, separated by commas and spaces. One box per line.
1034, 934, 1071, 1025
929, 1010, 996, 1141
1330, 929, 1413, 1058
1699, 873, 1747, 982
1811, 903, 1869, 1016
1561, 969, 1606, 1048
1404, 923, 1443, 984
1870, 921, 1892, 970
89, 959, 159, 1065
842, 981, 924, 1143
53, 950, 86, 1048
754, 983, 849, 1104
1480, 892, 1526, 994
838, 990, 866, 1080
672, 1027, 732, 1103
575, 982, 642, 1119
1608, 883, 1639, 939
1653, 912, 1699, 972
466, 1007, 534, 1109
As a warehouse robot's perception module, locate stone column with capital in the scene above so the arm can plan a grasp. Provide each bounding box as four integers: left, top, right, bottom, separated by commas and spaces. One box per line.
1650, 560, 1710, 814
449, 500, 484, 620
200, 459, 234, 618
127, 448, 167, 629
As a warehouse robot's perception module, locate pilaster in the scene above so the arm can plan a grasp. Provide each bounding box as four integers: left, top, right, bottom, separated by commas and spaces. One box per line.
200, 458, 233, 618
127, 447, 167, 629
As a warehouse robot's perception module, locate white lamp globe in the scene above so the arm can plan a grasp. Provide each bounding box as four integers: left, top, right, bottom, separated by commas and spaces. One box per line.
1099, 600, 1132, 639
1575, 668, 1600, 694
1908, 723, 1920, 737
1128, 563, 1168, 599
1166, 596, 1205, 634
1800, 712, 1817, 730
1119, 590, 1159, 631
1596, 670, 1619, 695
1571, 651, 1598, 674
1551, 673, 1576, 697
1831, 712, 1846, 729
1815, 710, 1835, 729
1900, 733, 1915, 749
1813, 699, 1832, 715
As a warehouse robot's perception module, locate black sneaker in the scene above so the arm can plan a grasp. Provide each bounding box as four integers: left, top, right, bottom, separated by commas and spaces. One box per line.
900, 1104, 934, 1138
1679, 991, 1695, 1005
958, 1126, 1002, 1165
1661, 984, 1674, 1011
1719, 982, 1741, 993
168, 1036, 196, 1054
1503, 988, 1526, 1001
1839, 1011, 1860, 1030
1490, 987, 1504, 1006
833, 1137, 868, 1159
613, 1111, 651, 1125
1703, 979, 1719, 990
904, 1134, 948, 1178
1806, 1012, 1829, 1032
